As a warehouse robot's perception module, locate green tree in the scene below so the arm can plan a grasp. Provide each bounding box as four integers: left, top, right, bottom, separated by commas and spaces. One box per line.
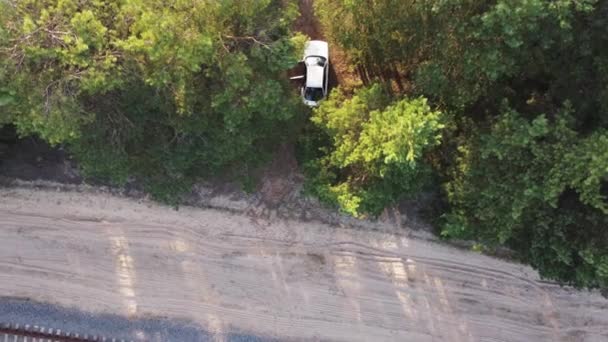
1, 0, 304, 201
443, 104, 608, 288
307, 84, 444, 216
317, 0, 608, 288
314, 0, 486, 92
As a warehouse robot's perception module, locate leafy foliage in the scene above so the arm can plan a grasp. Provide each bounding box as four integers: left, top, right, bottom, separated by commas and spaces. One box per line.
316, 0, 608, 288
1, 0, 304, 201
442, 104, 608, 288
435, 0, 608, 288
306, 85, 444, 217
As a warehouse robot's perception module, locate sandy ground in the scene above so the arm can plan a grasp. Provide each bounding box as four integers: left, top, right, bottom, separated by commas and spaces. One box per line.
0, 187, 607, 342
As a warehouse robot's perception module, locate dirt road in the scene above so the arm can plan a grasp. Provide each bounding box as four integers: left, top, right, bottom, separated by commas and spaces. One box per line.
0, 187, 606, 341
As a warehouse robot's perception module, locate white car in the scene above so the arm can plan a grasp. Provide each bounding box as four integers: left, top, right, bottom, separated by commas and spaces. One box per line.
292, 40, 329, 107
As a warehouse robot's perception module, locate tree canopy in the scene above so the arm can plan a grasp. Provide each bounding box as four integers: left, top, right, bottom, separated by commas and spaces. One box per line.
1, 0, 304, 199
1, 0, 607, 289
313, 0, 608, 289
304, 84, 443, 216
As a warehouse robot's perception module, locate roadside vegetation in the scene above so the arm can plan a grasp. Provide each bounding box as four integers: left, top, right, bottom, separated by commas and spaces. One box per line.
1, 0, 606, 290
312, 0, 608, 289
0, 0, 306, 200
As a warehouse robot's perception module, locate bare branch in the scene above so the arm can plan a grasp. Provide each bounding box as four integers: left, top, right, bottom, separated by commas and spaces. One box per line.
223, 35, 272, 50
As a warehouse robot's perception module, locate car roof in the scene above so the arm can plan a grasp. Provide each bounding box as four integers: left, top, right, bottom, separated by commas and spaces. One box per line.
304, 40, 329, 60
306, 65, 324, 88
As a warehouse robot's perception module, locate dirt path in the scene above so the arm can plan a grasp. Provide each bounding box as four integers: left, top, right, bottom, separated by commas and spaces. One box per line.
293, 0, 361, 90
0, 187, 606, 342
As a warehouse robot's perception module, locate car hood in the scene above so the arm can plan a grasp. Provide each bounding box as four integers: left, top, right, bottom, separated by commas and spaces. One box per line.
304, 40, 329, 59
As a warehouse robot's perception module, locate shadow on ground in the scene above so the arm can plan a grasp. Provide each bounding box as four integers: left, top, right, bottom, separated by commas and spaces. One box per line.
0, 125, 81, 184
0, 297, 276, 342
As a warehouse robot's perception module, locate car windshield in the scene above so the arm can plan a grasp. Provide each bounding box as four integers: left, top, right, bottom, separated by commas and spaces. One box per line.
305, 56, 326, 67
304, 87, 324, 101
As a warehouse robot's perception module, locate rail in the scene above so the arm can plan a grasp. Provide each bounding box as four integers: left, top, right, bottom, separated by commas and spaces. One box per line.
0, 323, 134, 342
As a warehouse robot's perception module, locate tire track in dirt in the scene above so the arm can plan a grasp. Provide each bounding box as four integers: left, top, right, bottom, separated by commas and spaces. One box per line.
0, 188, 606, 342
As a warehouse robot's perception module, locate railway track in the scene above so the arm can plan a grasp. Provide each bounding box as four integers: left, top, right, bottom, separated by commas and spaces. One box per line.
0, 323, 134, 342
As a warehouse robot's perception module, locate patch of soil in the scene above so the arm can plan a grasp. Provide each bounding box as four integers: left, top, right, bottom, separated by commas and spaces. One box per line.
293, 0, 323, 39
256, 143, 303, 207
2, 187, 606, 342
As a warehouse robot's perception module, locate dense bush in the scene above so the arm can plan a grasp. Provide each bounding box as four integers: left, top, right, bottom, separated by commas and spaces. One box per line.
315, 0, 608, 288
443, 104, 608, 288
0, 0, 304, 201
303, 84, 443, 217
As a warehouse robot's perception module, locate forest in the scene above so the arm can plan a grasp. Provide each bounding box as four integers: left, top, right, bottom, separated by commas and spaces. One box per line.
1, 0, 606, 290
